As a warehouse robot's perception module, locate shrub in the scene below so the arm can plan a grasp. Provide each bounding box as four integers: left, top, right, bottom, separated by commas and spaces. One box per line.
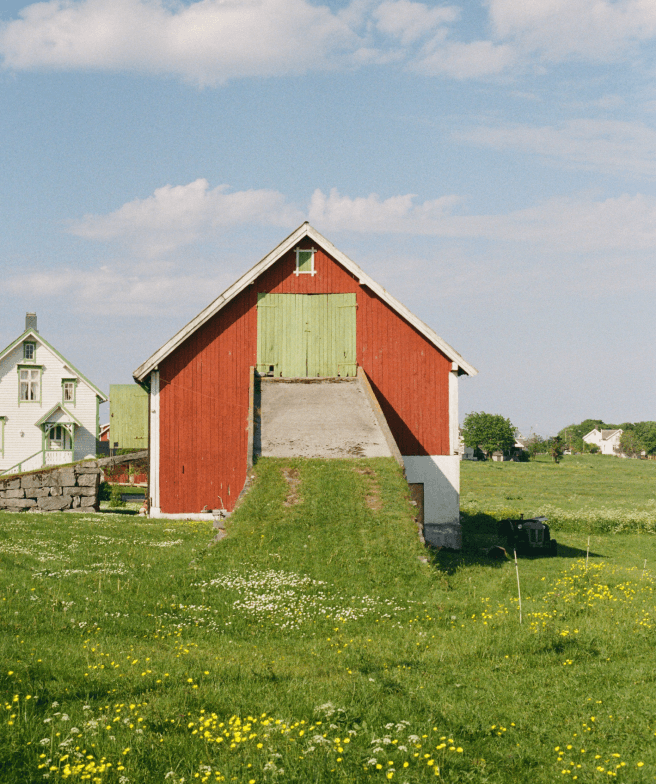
98, 481, 111, 501
109, 485, 126, 508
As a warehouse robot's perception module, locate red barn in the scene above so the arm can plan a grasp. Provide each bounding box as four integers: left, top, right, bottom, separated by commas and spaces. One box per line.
133, 223, 477, 546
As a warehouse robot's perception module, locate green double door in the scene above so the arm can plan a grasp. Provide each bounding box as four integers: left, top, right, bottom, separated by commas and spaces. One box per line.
256, 293, 357, 377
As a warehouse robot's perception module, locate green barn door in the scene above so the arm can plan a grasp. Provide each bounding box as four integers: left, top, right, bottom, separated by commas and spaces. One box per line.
257, 293, 356, 377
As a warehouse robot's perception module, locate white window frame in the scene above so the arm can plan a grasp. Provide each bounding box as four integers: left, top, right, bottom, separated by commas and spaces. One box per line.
294, 246, 317, 276
18, 366, 42, 404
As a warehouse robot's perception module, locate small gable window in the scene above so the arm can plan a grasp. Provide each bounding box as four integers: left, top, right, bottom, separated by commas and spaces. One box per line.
295, 247, 317, 276
23, 342, 36, 361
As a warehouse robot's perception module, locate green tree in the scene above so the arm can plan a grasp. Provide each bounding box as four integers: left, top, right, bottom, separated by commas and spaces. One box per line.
549, 435, 565, 464
524, 433, 546, 459
462, 412, 516, 460
618, 430, 645, 458
633, 422, 656, 455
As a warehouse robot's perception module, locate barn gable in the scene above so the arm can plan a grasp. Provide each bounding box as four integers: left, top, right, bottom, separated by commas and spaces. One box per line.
136, 224, 476, 546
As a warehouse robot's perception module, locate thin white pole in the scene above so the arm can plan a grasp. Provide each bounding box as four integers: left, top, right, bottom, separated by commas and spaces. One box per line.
514, 549, 522, 624
641, 559, 647, 580
586, 536, 590, 571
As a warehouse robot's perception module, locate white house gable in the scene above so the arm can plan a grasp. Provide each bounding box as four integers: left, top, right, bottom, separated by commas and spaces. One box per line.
0, 314, 107, 474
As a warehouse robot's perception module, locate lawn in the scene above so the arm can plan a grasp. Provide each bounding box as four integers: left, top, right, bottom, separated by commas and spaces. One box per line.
0, 457, 655, 783
461, 454, 656, 533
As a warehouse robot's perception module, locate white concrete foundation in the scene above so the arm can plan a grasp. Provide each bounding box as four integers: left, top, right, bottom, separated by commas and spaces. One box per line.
404, 455, 461, 549
149, 508, 215, 521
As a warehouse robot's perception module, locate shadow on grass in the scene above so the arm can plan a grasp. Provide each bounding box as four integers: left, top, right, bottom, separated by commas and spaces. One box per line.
427, 512, 607, 573
427, 511, 507, 574
97, 508, 138, 516
555, 542, 607, 559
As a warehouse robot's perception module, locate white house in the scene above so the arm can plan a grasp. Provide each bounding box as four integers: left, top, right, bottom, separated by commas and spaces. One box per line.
583, 428, 623, 456
0, 313, 108, 474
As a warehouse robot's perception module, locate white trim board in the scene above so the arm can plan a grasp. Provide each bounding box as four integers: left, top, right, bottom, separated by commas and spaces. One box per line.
133, 223, 478, 382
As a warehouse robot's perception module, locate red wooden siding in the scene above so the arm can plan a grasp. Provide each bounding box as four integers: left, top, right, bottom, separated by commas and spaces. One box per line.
158, 240, 450, 514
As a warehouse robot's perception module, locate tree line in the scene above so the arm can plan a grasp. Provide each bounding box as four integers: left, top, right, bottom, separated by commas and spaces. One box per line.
462, 412, 656, 463
557, 419, 656, 456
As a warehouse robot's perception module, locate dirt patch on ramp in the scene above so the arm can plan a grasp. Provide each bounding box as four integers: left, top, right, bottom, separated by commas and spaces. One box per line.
353, 466, 382, 511
282, 467, 302, 506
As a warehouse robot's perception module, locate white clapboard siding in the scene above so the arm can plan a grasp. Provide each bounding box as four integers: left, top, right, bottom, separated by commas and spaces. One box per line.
0, 334, 105, 472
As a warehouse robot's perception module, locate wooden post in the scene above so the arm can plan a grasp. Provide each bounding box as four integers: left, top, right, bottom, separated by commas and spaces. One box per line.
514, 549, 522, 624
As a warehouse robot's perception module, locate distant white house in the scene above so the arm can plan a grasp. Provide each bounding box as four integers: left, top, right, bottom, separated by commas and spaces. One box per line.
583, 428, 623, 456
0, 313, 108, 474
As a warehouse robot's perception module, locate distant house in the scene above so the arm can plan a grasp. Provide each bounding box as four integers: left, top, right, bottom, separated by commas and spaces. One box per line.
0, 313, 108, 474
99, 423, 110, 441
583, 428, 623, 456
133, 222, 477, 547
109, 384, 148, 452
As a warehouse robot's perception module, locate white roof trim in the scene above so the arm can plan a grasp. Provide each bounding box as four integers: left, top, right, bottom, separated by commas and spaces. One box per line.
133, 223, 478, 381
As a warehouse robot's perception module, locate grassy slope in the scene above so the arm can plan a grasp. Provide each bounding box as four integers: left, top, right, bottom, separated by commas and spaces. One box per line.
0, 457, 655, 783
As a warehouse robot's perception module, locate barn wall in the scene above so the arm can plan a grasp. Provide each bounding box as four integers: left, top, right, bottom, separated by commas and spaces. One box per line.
158, 241, 451, 514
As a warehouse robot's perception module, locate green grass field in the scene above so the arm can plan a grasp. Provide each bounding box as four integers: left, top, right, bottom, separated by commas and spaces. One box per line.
461, 454, 656, 533
1, 456, 655, 783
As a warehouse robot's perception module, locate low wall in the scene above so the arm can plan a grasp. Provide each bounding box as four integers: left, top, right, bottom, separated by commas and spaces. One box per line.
0, 464, 100, 512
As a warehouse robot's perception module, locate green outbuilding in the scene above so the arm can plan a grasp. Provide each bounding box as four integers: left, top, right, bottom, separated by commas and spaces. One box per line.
109, 384, 148, 451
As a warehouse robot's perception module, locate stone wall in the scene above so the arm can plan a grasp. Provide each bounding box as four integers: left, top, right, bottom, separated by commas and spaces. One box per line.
0, 464, 100, 512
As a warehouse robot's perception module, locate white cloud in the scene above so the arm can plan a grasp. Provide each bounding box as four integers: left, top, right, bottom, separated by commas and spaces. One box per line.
373, 0, 458, 46
308, 187, 463, 233
0, 0, 362, 85
3, 0, 656, 83
0, 0, 516, 84
412, 39, 516, 78
69, 180, 656, 258
3, 264, 234, 317
488, 0, 656, 61
308, 186, 656, 253
69, 179, 303, 254
456, 119, 656, 178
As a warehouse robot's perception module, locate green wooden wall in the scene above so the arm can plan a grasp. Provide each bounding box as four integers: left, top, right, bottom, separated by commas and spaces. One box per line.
109, 384, 148, 450
256, 293, 357, 377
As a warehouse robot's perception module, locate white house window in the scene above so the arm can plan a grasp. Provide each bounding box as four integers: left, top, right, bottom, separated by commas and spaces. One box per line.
294, 247, 317, 276
19, 368, 40, 402
62, 380, 76, 404
23, 342, 36, 361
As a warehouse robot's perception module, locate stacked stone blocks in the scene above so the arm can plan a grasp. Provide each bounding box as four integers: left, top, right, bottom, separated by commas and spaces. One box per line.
0, 465, 100, 512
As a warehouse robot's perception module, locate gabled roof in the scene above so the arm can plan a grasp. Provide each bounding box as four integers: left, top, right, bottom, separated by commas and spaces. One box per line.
601, 429, 622, 439
0, 329, 108, 402
35, 403, 82, 428
133, 222, 478, 381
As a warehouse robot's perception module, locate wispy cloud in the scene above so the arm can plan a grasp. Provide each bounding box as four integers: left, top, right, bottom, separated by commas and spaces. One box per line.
309, 187, 656, 253
488, 0, 656, 62
5, 0, 654, 84
69, 179, 303, 255
456, 119, 656, 179
3, 264, 234, 317
65, 179, 656, 262
0, 0, 363, 85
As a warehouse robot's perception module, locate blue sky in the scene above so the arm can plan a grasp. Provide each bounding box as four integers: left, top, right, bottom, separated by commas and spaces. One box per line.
1, 0, 655, 436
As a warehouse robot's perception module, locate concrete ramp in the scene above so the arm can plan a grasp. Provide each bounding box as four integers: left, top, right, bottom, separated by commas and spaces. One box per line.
255, 377, 397, 460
